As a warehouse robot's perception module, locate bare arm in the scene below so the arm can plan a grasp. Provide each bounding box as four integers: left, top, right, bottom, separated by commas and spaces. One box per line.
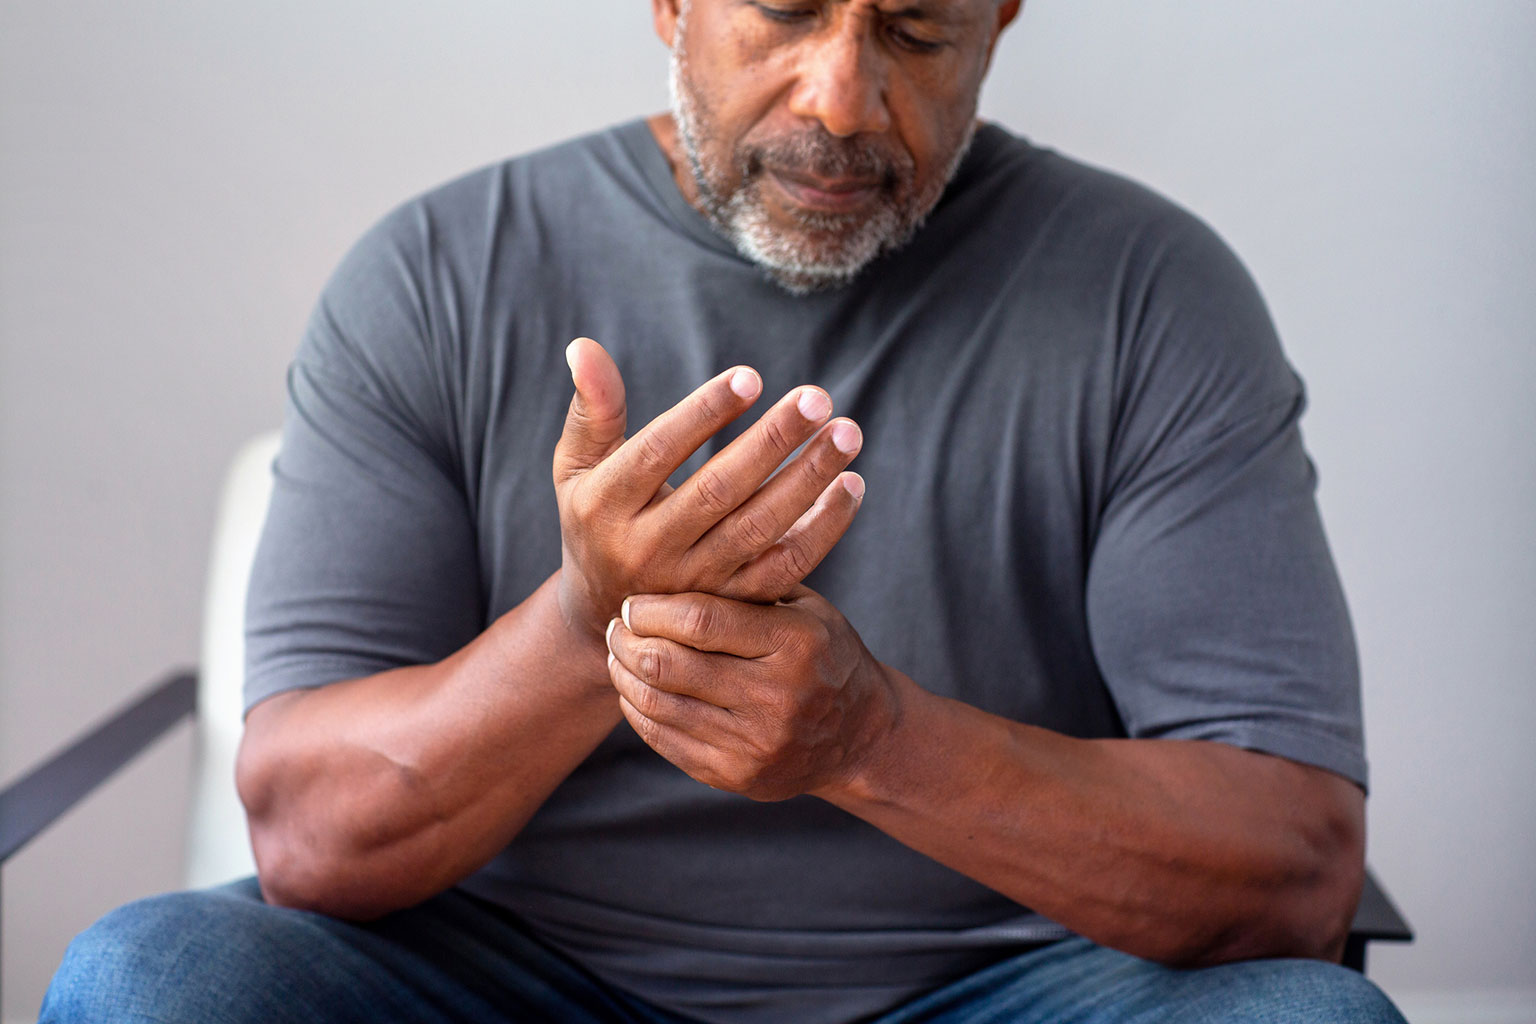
604, 588, 1365, 966
237, 340, 866, 919
238, 574, 617, 919
828, 676, 1364, 965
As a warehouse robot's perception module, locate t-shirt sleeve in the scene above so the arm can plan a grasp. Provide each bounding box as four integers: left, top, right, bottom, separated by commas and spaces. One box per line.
1084, 214, 1367, 788
243, 204, 485, 713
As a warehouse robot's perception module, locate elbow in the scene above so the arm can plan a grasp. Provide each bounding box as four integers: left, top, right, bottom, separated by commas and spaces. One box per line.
1285, 837, 1365, 963
1189, 789, 1367, 967
237, 759, 379, 919
1269, 776, 1367, 964
235, 714, 426, 921
248, 830, 338, 916
1151, 864, 1362, 969
244, 798, 430, 921
247, 828, 397, 922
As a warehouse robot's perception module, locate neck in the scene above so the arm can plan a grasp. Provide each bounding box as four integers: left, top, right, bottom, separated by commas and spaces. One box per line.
647, 112, 705, 213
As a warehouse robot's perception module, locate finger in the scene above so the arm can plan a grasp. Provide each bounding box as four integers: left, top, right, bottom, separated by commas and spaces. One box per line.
607, 614, 752, 707
606, 644, 732, 732
616, 694, 738, 788
719, 472, 865, 603
553, 338, 627, 485
692, 418, 861, 571
662, 386, 836, 545
617, 593, 786, 662
590, 364, 764, 512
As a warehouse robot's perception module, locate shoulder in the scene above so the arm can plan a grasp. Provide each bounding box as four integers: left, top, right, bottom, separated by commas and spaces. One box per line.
345, 121, 647, 275
932, 124, 1288, 381
950, 123, 1248, 293
942, 125, 1301, 461
307, 121, 651, 359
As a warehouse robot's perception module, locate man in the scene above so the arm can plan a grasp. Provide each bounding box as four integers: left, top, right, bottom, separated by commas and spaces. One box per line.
46, 1, 1407, 1021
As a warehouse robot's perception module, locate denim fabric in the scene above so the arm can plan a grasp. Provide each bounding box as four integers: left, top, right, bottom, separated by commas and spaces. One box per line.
41, 879, 666, 1024
43, 879, 1406, 1024
874, 937, 1407, 1024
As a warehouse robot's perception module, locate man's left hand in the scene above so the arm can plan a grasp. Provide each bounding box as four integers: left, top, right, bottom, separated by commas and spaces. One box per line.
605, 587, 1366, 968
604, 587, 898, 802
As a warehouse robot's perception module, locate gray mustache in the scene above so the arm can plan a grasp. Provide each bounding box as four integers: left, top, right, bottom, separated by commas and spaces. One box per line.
743, 132, 913, 186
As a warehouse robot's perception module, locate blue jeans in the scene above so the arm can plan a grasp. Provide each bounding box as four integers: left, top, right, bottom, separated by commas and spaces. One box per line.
43, 879, 1406, 1023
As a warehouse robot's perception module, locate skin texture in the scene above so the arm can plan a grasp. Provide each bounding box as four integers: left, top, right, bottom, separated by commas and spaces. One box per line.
241, 0, 1366, 969
237, 339, 864, 917
605, 591, 1364, 964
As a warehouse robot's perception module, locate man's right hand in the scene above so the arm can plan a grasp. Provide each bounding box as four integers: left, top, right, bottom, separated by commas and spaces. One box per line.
553, 337, 865, 640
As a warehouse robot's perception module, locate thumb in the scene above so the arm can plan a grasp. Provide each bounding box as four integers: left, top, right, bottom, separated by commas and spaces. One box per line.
554, 337, 628, 484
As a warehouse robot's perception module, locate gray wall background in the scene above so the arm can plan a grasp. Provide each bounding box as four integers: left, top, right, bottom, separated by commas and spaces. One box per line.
2, 2, 1533, 1021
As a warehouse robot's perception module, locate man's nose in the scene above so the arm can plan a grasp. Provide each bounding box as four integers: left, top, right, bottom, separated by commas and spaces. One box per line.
786, 27, 892, 138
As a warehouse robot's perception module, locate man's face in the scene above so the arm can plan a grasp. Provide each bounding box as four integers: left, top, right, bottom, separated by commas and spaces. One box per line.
659, 0, 1019, 293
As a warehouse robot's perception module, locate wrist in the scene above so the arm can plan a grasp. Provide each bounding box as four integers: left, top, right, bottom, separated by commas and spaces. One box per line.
495, 571, 616, 701
817, 661, 917, 808
553, 564, 616, 644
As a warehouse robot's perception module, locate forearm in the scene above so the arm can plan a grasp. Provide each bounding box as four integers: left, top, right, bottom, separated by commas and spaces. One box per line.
237, 571, 622, 919
821, 669, 1365, 966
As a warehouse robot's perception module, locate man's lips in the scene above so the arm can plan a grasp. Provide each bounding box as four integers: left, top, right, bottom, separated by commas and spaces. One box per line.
766, 168, 882, 214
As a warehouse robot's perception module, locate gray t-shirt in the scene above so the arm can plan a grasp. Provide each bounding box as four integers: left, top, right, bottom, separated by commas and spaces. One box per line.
247, 120, 1365, 1022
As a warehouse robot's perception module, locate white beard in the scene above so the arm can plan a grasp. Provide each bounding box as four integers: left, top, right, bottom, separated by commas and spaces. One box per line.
667, 39, 974, 295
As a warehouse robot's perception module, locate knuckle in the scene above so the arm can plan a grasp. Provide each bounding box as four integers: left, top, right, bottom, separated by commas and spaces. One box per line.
746, 735, 786, 779
799, 439, 842, 480
632, 680, 664, 721
774, 620, 817, 662
682, 601, 719, 643
632, 430, 677, 474
772, 539, 817, 586
713, 569, 772, 606
722, 755, 761, 794
810, 618, 838, 660
691, 467, 737, 519
768, 691, 802, 731
631, 711, 661, 747
638, 641, 665, 686
730, 508, 777, 554
692, 386, 727, 426
760, 417, 797, 459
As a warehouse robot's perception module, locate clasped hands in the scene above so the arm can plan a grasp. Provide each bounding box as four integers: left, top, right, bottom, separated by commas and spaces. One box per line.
552, 338, 898, 801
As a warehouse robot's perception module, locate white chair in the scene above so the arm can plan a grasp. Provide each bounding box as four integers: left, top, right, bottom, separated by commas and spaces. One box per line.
184, 430, 280, 888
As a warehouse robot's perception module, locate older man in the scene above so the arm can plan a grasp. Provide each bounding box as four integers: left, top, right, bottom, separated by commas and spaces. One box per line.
45, 2, 1406, 1021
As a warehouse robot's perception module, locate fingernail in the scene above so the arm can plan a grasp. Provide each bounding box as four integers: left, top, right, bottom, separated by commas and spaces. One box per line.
565, 339, 585, 379
621, 597, 633, 631
607, 651, 617, 673
842, 473, 866, 501
831, 420, 861, 454
797, 388, 832, 421
606, 617, 619, 648
730, 368, 761, 400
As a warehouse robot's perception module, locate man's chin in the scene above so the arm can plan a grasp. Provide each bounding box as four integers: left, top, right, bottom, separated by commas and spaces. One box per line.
720, 199, 910, 295
735, 229, 886, 295
756, 261, 862, 296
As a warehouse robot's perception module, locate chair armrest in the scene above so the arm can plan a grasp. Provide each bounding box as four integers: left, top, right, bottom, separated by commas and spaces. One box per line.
0, 670, 197, 865
1343, 867, 1414, 972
